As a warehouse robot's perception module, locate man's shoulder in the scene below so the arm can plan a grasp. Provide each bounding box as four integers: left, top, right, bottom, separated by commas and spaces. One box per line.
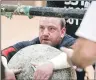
64, 34, 76, 40
30, 37, 40, 44
61, 34, 76, 47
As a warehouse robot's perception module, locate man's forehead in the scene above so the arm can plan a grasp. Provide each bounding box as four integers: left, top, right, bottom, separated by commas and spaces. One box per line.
39, 17, 61, 28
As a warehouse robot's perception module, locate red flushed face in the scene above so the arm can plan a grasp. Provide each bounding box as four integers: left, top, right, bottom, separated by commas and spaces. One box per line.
39, 17, 66, 46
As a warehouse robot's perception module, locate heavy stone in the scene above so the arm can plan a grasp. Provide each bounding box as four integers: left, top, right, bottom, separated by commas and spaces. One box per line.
8, 44, 77, 80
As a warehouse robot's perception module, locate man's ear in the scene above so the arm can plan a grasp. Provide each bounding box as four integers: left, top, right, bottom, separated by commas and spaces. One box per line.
61, 27, 66, 38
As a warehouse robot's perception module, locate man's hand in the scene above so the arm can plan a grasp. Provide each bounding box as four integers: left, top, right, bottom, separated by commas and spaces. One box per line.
60, 47, 95, 80
33, 62, 54, 80
5, 68, 21, 80
60, 47, 82, 71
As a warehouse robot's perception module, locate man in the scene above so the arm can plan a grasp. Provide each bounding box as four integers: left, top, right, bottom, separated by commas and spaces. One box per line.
1, 17, 75, 80
2, 17, 75, 61
1, 17, 94, 80
33, 1, 96, 80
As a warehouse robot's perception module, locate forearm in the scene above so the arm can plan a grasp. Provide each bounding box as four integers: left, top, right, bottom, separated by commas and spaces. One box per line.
49, 52, 72, 70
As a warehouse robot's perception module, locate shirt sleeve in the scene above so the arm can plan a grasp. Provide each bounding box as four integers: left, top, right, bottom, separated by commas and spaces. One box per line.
2, 37, 39, 61
75, 1, 96, 42
13, 40, 32, 51
1, 41, 32, 61
13, 37, 39, 51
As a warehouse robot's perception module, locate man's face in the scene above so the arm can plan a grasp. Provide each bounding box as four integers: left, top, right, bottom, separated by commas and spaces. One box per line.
39, 17, 66, 46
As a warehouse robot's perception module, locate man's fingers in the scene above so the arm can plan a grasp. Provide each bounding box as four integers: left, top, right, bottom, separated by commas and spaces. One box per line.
31, 62, 38, 67
35, 72, 41, 80
12, 69, 22, 74
34, 71, 50, 80
34, 70, 42, 80
43, 75, 51, 80
60, 47, 73, 53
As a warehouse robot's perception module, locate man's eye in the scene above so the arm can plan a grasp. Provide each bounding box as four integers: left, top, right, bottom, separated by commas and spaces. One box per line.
49, 27, 55, 31
50, 28, 53, 30
40, 27, 44, 30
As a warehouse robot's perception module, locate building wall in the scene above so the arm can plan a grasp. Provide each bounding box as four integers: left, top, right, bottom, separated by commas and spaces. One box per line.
1, 16, 41, 49
1, 1, 46, 6
1, 1, 47, 49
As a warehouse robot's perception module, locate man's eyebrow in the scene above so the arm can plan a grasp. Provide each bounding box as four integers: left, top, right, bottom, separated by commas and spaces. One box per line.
39, 25, 44, 27
48, 25, 56, 28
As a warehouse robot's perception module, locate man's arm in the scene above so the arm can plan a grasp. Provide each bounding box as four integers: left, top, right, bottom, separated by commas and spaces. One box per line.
61, 38, 96, 68
1, 40, 35, 61
1, 38, 38, 79
1, 40, 34, 79
73, 1, 96, 68
2, 56, 9, 69
1, 37, 39, 79
33, 46, 95, 80
1, 37, 39, 61
71, 37, 96, 68
1, 56, 22, 80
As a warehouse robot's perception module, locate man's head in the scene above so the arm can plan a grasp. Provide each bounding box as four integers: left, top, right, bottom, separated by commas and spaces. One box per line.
39, 17, 66, 46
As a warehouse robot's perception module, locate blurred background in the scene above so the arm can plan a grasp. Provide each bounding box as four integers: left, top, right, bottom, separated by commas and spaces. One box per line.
1, 1, 46, 49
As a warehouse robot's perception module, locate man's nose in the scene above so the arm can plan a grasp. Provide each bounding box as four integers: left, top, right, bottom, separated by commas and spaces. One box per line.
43, 28, 49, 36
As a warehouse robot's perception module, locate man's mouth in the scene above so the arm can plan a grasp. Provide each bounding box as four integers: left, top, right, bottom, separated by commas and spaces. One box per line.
43, 39, 49, 40
41, 38, 51, 44
42, 39, 50, 42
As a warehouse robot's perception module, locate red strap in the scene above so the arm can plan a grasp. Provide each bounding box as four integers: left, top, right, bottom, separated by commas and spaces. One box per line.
2, 47, 16, 57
